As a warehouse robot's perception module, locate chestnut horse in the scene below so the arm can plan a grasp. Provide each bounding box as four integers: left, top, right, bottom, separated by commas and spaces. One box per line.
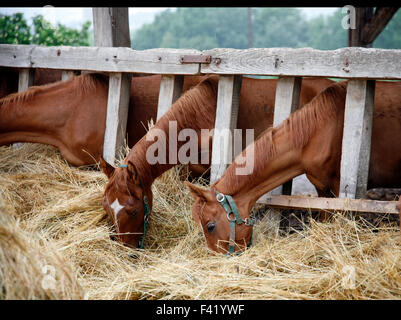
185, 80, 401, 254
99, 75, 334, 247
0, 72, 332, 167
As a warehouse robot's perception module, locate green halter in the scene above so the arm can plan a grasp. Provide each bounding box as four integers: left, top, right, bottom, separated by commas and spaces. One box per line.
215, 190, 255, 255
119, 164, 150, 249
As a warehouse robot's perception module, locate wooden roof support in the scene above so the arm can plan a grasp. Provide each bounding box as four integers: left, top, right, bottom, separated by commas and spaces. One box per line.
362, 7, 399, 45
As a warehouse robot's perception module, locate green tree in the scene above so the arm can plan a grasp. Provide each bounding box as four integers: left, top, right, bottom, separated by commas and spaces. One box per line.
374, 9, 401, 49
306, 9, 347, 50
31, 15, 91, 46
0, 13, 31, 44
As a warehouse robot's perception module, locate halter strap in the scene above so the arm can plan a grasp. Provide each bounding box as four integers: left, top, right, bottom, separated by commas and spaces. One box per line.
119, 164, 150, 249
215, 190, 255, 255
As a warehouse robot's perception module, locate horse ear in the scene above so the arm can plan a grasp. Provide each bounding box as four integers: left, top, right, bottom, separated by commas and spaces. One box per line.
99, 156, 115, 178
184, 181, 214, 202
127, 161, 140, 183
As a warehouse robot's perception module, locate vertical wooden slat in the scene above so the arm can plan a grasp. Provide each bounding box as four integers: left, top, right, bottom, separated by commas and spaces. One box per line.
103, 73, 132, 164
339, 79, 375, 199
93, 7, 131, 165
14, 68, 35, 149
210, 75, 242, 184
156, 75, 184, 121
18, 68, 34, 91
269, 76, 302, 196
61, 70, 75, 81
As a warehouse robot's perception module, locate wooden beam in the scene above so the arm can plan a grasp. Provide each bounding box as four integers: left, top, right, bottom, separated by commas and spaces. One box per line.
339, 79, 375, 199
261, 194, 398, 214
2, 45, 401, 79
362, 7, 399, 45
92, 8, 131, 47
102, 72, 132, 164
200, 47, 401, 79
269, 76, 302, 196
93, 8, 132, 165
13, 68, 35, 149
348, 7, 374, 48
156, 75, 184, 121
18, 68, 34, 91
210, 75, 242, 183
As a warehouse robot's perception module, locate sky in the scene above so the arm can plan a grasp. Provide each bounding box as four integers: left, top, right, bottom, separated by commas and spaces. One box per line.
0, 7, 338, 30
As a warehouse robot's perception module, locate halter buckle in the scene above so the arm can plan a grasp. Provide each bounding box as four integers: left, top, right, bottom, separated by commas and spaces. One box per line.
216, 192, 225, 203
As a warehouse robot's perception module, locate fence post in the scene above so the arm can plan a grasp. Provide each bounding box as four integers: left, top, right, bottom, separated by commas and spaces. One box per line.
210, 75, 242, 184
93, 8, 132, 165
339, 79, 375, 199
156, 75, 184, 121
269, 76, 302, 195
13, 68, 35, 149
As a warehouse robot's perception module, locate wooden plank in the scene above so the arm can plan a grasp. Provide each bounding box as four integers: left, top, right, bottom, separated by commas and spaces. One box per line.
14, 68, 35, 149
268, 77, 302, 196
18, 68, 34, 91
0, 45, 201, 75
200, 47, 401, 79
348, 7, 374, 47
93, 8, 132, 165
339, 79, 375, 199
260, 194, 398, 214
156, 75, 184, 121
2, 45, 401, 79
61, 70, 75, 81
93, 8, 131, 47
102, 73, 132, 165
210, 75, 242, 183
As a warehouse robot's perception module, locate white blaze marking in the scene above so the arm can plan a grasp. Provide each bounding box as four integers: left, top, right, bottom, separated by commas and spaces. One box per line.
110, 198, 124, 233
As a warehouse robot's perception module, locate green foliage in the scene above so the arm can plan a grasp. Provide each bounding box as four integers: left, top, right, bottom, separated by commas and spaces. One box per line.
0, 13, 91, 46
132, 7, 401, 50
0, 13, 31, 44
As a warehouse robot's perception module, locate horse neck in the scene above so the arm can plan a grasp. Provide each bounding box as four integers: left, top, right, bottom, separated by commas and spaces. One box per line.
0, 77, 83, 145
214, 81, 347, 212
125, 77, 218, 190
214, 124, 305, 211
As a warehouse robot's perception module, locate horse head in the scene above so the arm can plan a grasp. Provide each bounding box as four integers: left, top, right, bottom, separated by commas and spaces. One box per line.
100, 157, 151, 248
185, 182, 254, 255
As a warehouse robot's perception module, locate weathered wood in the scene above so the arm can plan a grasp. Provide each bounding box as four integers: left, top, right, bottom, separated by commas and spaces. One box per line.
362, 7, 399, 45
0, 45, 201, 75
268, 77, 302, 196
210, 75, 242, 183
200, 47, 401, 79
93, 8, 131, 47
14, 68, 35, 149
339, 79, 375, 199
156, 75, 184, 121
260, 194, 398, 214
61, 70, 75, 81
348, 7, 374, 48
2, 45, 401, 79
18, 68, 34, 91
102, 73, 132, 165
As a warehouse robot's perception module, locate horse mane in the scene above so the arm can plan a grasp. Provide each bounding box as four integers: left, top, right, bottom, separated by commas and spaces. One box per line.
216, 81, 348, 194
0, 72, 108, 106
127, 75, 220, 187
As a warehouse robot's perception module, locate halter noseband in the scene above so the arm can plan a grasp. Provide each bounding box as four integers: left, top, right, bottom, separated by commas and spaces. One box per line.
215, 190, 255, 255
119, 164, 150, 249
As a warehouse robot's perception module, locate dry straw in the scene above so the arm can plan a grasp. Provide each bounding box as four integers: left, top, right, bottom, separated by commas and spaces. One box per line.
1, 143, 401, 300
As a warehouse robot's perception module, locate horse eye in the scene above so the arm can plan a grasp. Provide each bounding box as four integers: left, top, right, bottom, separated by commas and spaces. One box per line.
130, 208, 139, 216
206, 222, 216, 233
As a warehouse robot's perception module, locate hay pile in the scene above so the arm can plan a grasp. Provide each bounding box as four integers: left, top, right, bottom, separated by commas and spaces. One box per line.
1, 143, 401, 300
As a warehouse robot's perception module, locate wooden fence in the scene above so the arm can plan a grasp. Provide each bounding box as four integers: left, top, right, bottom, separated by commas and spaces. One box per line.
1, 43, 400, 214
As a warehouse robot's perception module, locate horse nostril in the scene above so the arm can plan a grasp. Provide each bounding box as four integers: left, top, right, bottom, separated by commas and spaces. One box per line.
206, 222, 216, 233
